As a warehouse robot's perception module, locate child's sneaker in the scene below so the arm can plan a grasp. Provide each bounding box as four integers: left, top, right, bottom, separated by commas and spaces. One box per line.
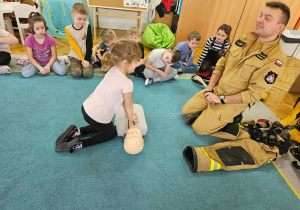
57, 56, 70, 64
145, 78, 153, 86
0, 65, 11, 74
177, 68, 183, 75
174, 75, 178, 80
16, 57, 29, 66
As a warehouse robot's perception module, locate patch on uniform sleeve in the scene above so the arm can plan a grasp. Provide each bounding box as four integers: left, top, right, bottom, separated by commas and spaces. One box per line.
256, 52, 268, 60
235, 39, 246, 47
223, 45, 231, 57
275, 59, 283, 67
265, 71, 278, 84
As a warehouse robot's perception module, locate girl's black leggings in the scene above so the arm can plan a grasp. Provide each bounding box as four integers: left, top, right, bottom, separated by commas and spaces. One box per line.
80, 106, 117, 147
0, 52, 11, 65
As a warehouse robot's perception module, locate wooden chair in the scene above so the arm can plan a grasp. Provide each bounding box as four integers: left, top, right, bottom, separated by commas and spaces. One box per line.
13, 4, 37, 44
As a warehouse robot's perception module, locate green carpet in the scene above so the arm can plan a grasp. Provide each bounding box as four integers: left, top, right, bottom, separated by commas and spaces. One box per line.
0, 72, 298, 210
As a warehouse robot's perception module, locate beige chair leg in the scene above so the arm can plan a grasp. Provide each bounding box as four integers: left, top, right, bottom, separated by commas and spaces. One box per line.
19, 27, 25, 44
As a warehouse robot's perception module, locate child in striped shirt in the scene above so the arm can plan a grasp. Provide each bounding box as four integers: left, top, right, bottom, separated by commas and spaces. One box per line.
196, 24, 231, 72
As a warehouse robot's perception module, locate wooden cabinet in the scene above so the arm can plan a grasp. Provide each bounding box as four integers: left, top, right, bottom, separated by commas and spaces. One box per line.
175, 0, 246, 47
175, 0, 300, 47
153, 11, 174, 29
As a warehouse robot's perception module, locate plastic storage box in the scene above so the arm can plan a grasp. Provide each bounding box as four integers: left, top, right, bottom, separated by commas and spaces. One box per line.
279, 29, 300, 56
293, 44, 300, 60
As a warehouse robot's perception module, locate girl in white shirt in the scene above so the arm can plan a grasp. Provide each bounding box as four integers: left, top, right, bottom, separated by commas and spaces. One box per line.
0, 27, 18, 74
56, 39, 141, 152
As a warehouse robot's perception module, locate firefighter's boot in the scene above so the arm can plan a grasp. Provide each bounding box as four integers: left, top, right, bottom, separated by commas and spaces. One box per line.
274, 97, 300, 129
283, 120, 300, 143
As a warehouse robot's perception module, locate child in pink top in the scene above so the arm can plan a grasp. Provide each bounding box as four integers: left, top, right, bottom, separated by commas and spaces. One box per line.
56, 40, 141, 152
21, 12, 67, 78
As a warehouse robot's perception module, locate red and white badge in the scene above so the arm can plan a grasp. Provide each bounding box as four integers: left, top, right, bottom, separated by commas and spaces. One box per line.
275, 59, 283, 67
265, 71, 278, 84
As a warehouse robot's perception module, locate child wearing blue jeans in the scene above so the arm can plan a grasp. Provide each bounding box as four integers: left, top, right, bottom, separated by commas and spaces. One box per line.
172, 31, 201, 74
21, 12, 67, 78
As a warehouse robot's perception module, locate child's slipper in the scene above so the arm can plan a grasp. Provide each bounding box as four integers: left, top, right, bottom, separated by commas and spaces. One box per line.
16, 57, 29, 66
191, 75, 209, 86
55, 137, 80, 152
57, 56, 70, 64
56, 125, 77, 145
0, 65, 11, 74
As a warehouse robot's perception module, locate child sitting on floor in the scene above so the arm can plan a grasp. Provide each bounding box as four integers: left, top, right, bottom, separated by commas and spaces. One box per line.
172, 31, 201, 74
143, 49, 181, 86
127, 27, 145, 78
0, 27, 18, 74
65, 3, 93, 78
192, 24, 231, 85
21, 12, 67, 78
92, 29, 117, 72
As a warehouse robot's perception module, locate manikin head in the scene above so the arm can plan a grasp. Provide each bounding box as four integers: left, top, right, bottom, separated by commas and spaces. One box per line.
124, 126, 144, 155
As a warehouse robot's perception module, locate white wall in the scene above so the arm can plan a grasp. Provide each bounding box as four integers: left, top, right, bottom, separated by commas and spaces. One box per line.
91, 8, 152, 31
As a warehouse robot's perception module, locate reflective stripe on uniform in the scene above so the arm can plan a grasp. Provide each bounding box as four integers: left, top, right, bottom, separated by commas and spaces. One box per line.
197, 147, 221, 171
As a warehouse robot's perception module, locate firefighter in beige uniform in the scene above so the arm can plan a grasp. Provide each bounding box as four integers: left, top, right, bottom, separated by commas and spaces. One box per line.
183, 32, 286, 139
182, 1, 292, 172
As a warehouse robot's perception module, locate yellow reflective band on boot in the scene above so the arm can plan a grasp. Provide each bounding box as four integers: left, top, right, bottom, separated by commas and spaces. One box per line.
196, 147, 221, 171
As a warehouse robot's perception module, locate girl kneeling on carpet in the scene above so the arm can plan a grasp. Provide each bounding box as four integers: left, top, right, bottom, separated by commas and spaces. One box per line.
56, 39, 141, 152
21, 12, 67, 78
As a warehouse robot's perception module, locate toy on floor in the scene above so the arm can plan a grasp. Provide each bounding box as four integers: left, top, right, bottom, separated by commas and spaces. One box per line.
114, 104, 147, 137
124, 125, 144, 155
114, 104, 147, 154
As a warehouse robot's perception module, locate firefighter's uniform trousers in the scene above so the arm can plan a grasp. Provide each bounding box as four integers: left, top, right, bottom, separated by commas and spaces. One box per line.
182, 128, 289, 172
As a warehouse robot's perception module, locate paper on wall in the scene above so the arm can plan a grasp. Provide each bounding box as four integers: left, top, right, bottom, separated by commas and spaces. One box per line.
124, 0, 147, 8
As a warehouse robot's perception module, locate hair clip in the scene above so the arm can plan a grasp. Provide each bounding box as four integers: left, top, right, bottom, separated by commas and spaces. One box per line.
31, 12, 38, 16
